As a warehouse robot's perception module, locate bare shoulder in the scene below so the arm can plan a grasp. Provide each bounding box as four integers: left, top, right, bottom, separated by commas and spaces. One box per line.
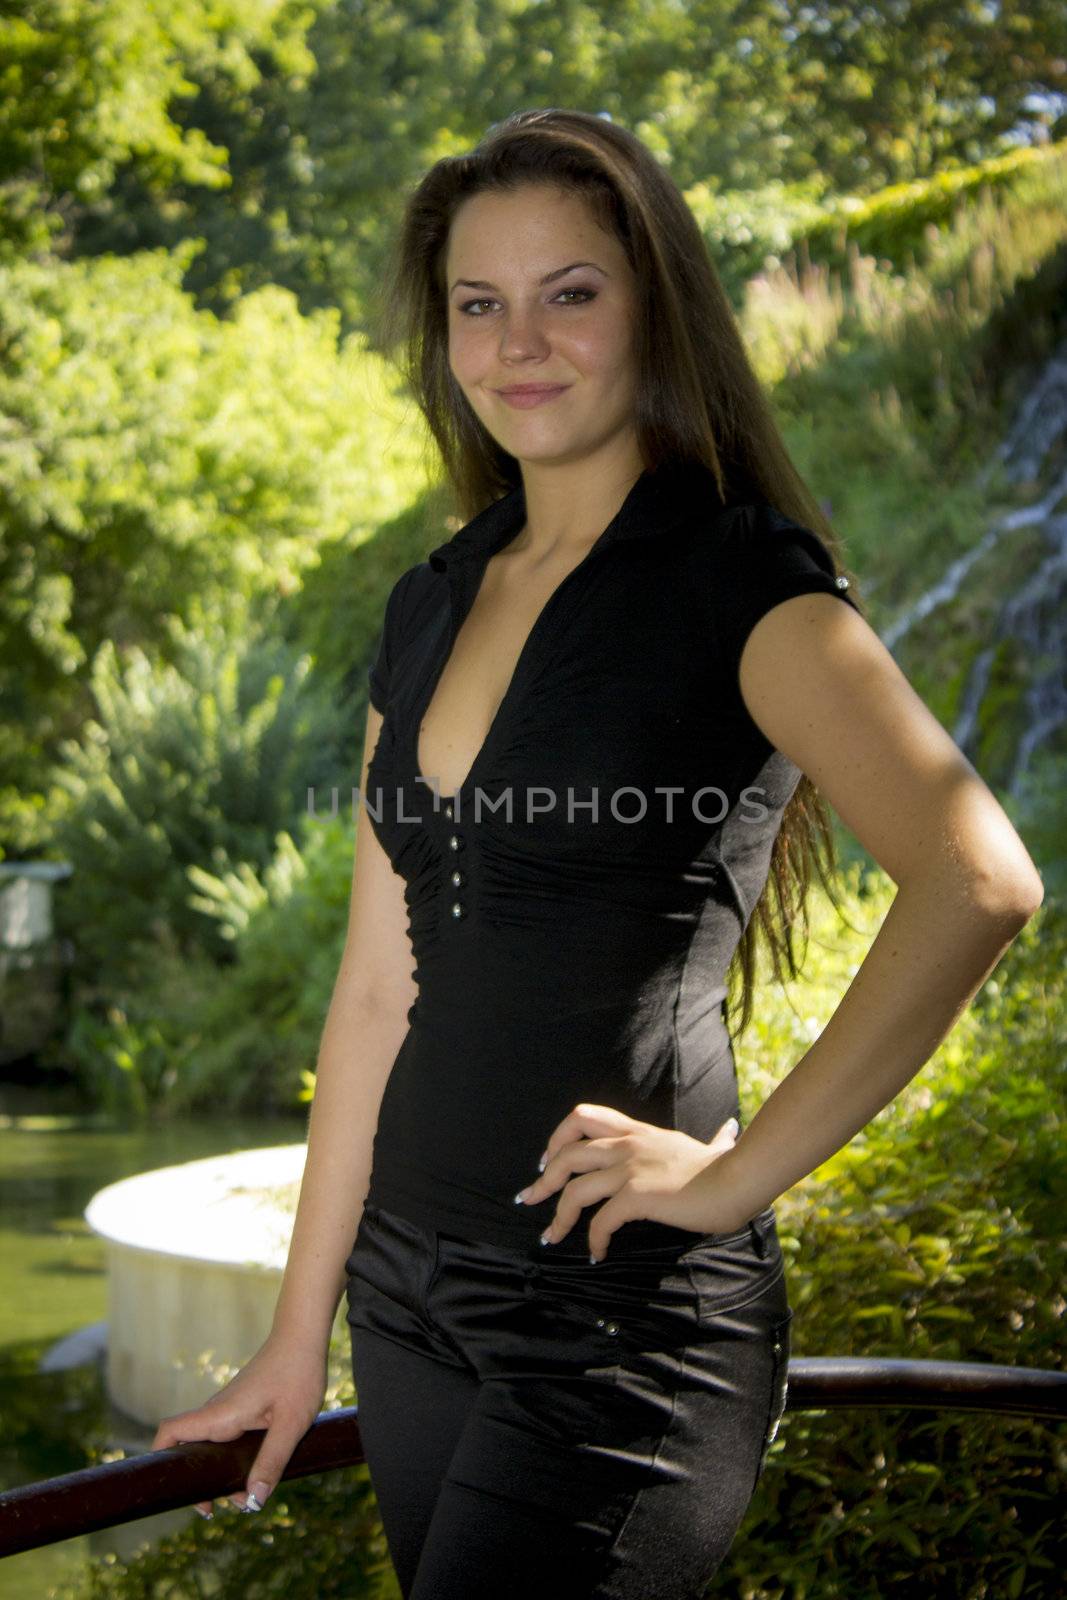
738, 594, 1040, 904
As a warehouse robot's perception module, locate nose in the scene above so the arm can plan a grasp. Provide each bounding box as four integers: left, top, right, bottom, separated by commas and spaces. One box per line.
498, 309, 553, 362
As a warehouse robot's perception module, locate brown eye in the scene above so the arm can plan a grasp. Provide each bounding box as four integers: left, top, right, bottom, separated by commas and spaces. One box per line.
457, 287, 597, 317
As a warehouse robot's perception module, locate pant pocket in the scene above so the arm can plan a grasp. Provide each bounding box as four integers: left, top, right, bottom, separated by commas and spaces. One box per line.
752, 1307, 793, 1493
686, 1212, 786, 1317
344, 1204, 434, 1319
525, 1254, 699, 1358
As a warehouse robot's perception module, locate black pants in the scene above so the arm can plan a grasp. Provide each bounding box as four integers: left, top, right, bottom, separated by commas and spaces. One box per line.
344, 1203, 793, 1600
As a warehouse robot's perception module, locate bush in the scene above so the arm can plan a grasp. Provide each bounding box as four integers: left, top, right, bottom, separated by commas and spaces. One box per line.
721, 871, 1065, 1599
60, 810, 360, 1118
47, 603, 345, 1110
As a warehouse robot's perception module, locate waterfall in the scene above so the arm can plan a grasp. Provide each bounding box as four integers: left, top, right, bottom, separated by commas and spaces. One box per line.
878, 338, 1067, 796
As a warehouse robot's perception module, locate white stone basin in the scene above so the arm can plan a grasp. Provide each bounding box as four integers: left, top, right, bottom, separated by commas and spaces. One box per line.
85, 1145, 349, 1426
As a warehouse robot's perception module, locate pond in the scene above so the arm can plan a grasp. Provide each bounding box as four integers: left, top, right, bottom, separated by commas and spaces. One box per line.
0, 1081, 308, 1599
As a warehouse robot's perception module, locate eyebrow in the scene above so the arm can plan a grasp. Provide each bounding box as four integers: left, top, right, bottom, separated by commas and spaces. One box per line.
449, 261, 608, 293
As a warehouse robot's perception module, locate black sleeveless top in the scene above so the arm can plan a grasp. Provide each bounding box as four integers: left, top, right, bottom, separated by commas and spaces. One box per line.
361, 458, 860, 1258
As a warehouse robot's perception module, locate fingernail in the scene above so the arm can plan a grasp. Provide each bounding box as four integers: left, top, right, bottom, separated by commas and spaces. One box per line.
537, 1152, 548, 1173
246, 1482, 271, 1512
725, 1117, 740, 1137
513, 1189, 528, 1204
539, 1229, 553, 1246
194, 1507, 213, 1520
589, 1253, 599, 1264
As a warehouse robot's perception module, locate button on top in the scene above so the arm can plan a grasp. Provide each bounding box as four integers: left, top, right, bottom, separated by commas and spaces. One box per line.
444, 803, 453, 820
834, 574, 850, 590
444, 818, 465, 919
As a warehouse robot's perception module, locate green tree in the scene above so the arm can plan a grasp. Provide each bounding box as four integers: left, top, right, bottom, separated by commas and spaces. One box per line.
0, 0, 322, 258
0, 240, 428, 853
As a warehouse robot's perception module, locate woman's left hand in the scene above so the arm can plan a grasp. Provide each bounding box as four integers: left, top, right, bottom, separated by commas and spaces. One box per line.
514, 1103, 748, 1260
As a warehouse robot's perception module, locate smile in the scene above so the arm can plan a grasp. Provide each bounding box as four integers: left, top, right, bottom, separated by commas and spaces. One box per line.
495, 386, 570, 409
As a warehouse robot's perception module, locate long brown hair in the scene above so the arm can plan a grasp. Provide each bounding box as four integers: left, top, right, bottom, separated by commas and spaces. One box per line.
373, 107, 868, 1043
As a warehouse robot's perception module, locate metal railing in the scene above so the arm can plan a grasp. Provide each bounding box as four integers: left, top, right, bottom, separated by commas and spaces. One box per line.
1, 1357, 1064, 1559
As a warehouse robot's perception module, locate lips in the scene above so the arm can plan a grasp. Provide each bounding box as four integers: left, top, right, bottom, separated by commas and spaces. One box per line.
495, 384, 570, 409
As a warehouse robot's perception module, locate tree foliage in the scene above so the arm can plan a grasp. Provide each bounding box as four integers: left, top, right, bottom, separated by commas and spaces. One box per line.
0, 239, 429, 846
2, 1, 1063, 325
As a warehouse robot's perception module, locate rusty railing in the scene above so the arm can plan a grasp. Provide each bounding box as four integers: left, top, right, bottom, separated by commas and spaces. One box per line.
1, 1356, 1065, 1560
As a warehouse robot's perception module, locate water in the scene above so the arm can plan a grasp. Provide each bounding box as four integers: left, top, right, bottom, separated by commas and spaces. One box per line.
0, 1082, 307, 1598
884, 336, 1067, 793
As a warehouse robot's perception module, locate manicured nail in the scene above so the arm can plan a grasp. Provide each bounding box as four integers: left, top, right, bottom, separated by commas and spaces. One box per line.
194, 1507, 213, 1520
537, 1152, 548, 1172
513, 1189, 528, 1204
589, 1253, 599, 1264
539, 1229, 553, 1245
246, 1482, 271, 1512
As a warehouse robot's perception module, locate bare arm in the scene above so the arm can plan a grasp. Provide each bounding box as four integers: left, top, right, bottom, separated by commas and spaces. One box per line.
269, 700, 418, 1355
710, 592, 1045, 1226
149, 702, 417, 1513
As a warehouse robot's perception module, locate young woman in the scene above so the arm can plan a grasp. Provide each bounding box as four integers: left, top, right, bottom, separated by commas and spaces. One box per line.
151, 109, 1044, 1597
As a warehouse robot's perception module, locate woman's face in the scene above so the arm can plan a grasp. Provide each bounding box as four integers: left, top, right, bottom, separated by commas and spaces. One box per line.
445, 183, 639, 468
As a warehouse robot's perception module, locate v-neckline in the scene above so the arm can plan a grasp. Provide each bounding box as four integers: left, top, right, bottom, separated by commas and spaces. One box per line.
414, 524, 609, 804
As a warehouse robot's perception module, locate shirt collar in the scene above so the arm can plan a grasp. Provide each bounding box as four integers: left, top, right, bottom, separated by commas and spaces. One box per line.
426, 458, 735, 574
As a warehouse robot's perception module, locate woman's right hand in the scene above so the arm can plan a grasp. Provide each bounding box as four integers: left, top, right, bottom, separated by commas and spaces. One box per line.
148, 1332, 329, 1518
